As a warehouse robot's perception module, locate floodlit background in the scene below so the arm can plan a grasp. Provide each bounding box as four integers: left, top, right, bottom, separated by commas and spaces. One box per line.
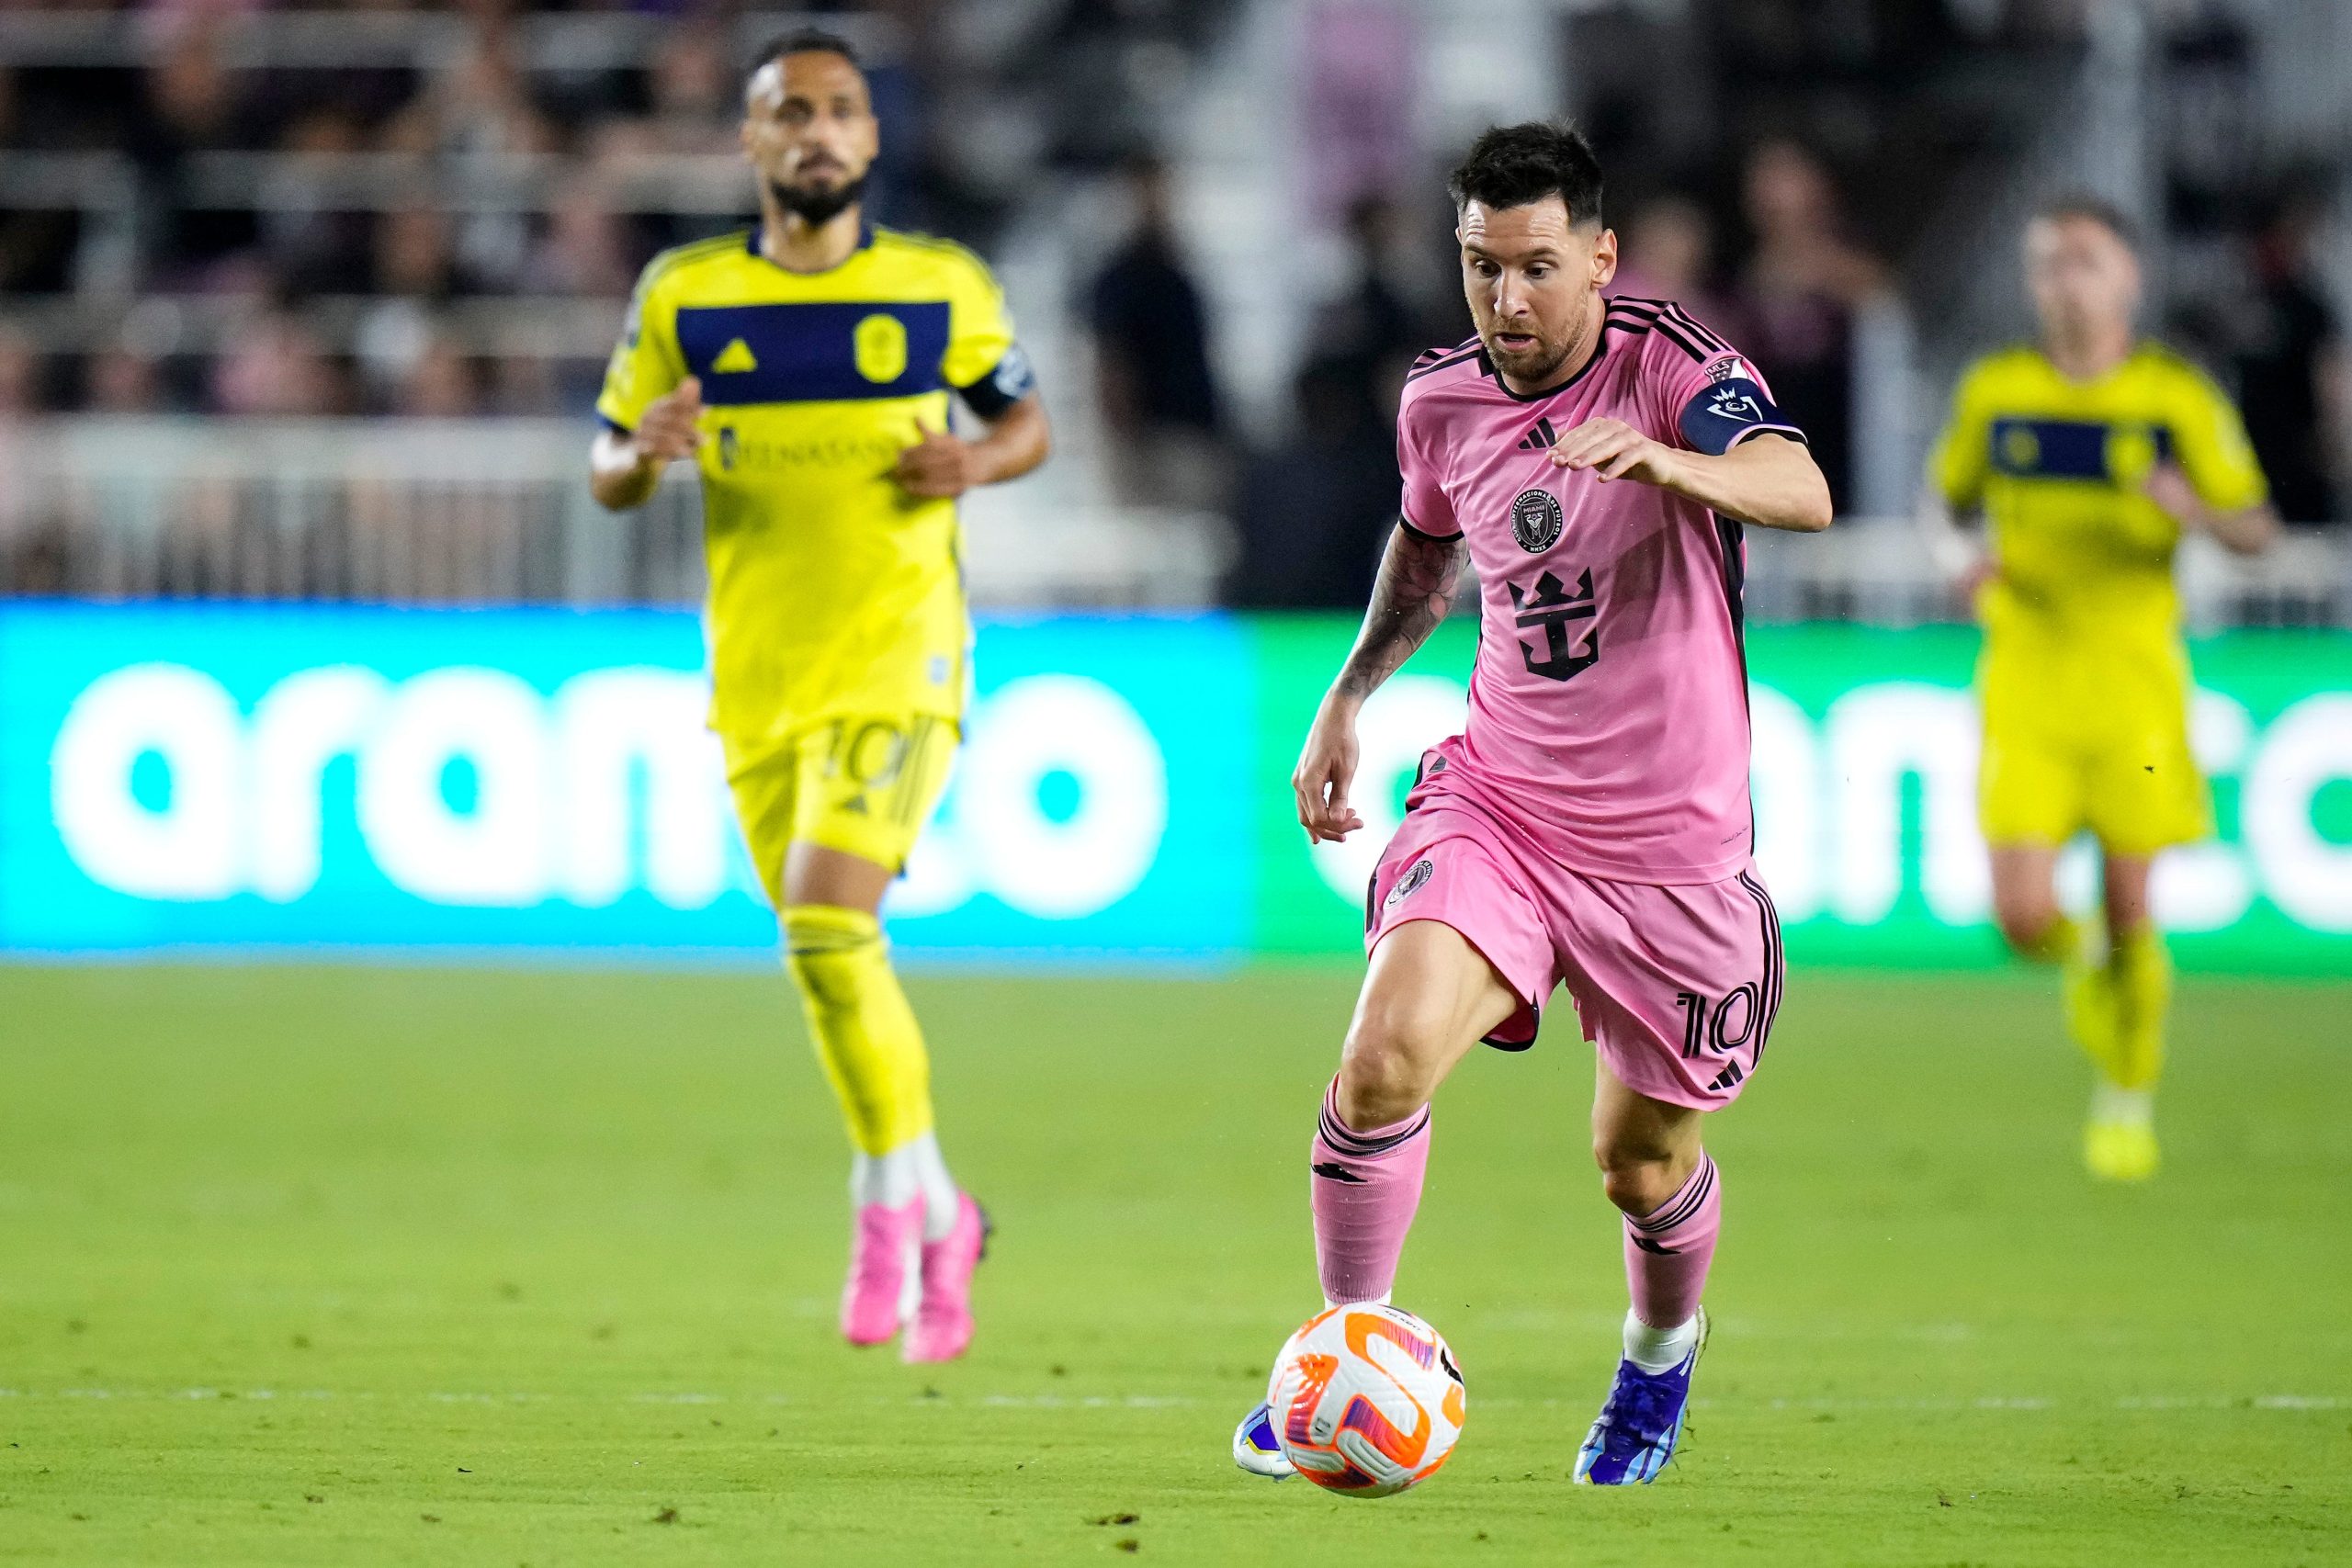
1, 8, 2348, 1561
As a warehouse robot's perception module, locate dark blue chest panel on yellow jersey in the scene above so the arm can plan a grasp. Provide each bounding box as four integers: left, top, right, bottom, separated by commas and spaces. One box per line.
1987, 417, 2176, 481
675, 301, 952, 404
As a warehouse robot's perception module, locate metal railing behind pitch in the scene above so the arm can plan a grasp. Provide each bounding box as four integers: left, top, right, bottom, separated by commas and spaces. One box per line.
0, 416, 2342, 622
0, 416, 1238, 610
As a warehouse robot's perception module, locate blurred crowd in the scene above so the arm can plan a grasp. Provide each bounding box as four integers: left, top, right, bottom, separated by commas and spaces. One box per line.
5, 12, 755, 418
0, 0, 1236, 422
2, 0, 2346, 614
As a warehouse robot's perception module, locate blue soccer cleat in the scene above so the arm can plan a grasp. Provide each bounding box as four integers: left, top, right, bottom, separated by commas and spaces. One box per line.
1231, 1398, 1295, 1480
1573, 1307, 1708, 1485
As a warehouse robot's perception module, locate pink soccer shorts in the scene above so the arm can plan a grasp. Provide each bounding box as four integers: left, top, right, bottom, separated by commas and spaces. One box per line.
1363, 777, 1785, 1112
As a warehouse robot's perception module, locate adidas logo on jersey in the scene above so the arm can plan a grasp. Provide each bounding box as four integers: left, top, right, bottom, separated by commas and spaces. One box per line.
1515, 416, 1561, 451
712, 338, 759, 373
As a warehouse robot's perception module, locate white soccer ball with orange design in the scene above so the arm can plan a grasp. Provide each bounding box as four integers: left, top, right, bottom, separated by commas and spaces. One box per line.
1267, 1302, 1467, 1497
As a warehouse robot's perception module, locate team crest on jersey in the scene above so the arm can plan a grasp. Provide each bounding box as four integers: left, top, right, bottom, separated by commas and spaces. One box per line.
854, 312, 910, 383
1510, 489, 1565, 553
1385, 858, 1435, 909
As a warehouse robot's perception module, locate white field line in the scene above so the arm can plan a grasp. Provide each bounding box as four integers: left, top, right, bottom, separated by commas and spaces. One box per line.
0, 1388, 2342, 1413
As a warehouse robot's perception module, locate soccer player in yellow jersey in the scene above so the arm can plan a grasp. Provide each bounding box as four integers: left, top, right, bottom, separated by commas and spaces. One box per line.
1922, 197, 2276, 1182
588, 28, 1050, 1359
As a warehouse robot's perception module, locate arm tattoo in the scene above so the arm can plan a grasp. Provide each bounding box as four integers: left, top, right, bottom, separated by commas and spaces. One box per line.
1333, 523, 1466, 703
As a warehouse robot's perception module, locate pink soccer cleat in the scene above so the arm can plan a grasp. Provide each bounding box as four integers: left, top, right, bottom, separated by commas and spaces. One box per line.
902, 1193, 990, 1364
841, 1197, 922, 1347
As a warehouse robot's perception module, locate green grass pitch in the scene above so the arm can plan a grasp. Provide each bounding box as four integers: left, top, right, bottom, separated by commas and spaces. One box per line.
2, 962, 2346, 1565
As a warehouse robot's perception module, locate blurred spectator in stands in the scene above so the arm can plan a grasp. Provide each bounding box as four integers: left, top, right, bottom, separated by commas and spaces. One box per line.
0, 331, 40, 417
1230, 358, 1396, 608
2231, 186, 2346, 526
1087, 153, 1227, 512
396, 337, 482, 419
211, 312, 342, 416
266, 106, 378, 297
1610, 193, 1748, 342
0, 66, 83, 295
522, 179, 637, 299
126, 23, 262, 289
599, 24, 740, 158
84, 345, 166, 415
373, 206, 467, 301
355, 208, 466, 407
385, 22, 551, 294
1306, 193, 1433, 446
385, 21, 554, 161
1733, 141, 1886, 510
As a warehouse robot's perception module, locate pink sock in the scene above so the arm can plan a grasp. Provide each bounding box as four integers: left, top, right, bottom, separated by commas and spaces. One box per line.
1623, 1154, 1721, 1328
1310, 1077, 1430, 1305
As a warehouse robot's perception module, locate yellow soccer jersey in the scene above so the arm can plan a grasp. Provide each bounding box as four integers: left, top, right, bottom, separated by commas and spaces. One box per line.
597, 226, 1035, 744
1930, 342, 2267, 660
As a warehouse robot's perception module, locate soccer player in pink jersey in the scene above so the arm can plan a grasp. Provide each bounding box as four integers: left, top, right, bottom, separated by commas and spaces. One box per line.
1232, 123, 1831, 1486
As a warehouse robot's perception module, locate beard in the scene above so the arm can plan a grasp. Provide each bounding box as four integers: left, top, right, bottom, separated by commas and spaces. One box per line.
1481, 324, 1574, 386
769, 171, 868, 227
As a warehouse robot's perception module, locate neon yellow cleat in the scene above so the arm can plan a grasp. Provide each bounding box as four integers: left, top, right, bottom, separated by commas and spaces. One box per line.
2084, 1117, 2159, 1182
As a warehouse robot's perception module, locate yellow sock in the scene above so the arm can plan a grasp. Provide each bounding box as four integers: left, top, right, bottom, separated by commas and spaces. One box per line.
2107, 923, 2170, 1093
782, 905, 935, 1157
2054, 919, 2123, 1081
2020, 913, 2083, 965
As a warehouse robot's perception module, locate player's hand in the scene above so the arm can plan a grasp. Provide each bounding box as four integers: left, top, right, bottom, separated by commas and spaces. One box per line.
894, 420, 982, 499
1550, 417, 1680, 487
1294, 697, 1365, 844
632, 377, 706, 463
2143, 462, 2204, 529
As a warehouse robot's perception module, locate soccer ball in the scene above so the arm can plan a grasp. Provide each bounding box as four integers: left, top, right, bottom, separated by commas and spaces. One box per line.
1267, 1302, 1466, 1497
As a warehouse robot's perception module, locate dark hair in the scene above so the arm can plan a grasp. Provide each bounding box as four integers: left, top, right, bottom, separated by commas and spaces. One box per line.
2033, 193, 2138, 251
1448, 122, 1604, 227
751, 26, 865, 83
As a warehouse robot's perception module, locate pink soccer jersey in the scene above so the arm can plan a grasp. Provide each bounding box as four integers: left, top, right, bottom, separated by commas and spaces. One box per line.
1395, 296, 1805, 885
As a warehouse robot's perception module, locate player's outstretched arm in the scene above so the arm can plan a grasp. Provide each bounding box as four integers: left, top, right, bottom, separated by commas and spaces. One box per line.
1295, 523, 1466, 843
1550, 420, 1833, 534
2144, 464, 2280, 557
893, 396, 1052, 500
589, 378, 706, 512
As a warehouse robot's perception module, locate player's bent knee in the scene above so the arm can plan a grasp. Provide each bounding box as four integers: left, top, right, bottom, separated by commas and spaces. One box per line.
1591, 1140, 1686, 1217
1337, 1004, 1454, 1129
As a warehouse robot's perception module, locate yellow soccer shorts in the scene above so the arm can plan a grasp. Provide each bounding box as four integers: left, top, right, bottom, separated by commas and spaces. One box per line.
723, 712, 959, 904
1977, 648, 2209, 857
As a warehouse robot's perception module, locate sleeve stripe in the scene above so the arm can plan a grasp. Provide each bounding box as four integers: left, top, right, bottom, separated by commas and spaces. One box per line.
1663, 302, 1731, 354
1405, 345, 1484, 382
1650, 314, 1712, 362
1396, 513, 1461, 543
597, 413, 633, 435
1410, 333, 1481, 368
